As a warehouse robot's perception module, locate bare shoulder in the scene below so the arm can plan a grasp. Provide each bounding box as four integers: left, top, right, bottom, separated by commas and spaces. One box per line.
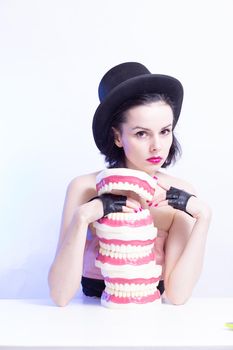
66, 170, 103, 205
58, 170, 103, 238
157, 171, 197, 195
68, 171, 100, 189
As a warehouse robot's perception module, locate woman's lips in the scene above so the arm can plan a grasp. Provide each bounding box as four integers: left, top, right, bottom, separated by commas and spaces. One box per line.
146, 157, 162, 164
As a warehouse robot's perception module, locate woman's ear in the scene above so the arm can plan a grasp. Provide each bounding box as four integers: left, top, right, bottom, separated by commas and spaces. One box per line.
112, 127, 123, 148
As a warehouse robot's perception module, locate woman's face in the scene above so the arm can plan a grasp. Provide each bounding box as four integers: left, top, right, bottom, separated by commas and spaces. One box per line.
114, 101, 173, 176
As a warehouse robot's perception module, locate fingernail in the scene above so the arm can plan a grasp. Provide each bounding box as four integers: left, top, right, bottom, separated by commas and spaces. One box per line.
134, 209, 139, 213
139, 207, 142, 211
153, 203, 158, 207
148, 203, 152, 207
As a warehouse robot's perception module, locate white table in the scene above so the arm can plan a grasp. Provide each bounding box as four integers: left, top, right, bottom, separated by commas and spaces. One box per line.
0, 297, 233, 349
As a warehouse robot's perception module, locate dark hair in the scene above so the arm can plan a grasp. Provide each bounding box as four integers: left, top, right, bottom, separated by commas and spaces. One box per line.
101, 93, 182, 168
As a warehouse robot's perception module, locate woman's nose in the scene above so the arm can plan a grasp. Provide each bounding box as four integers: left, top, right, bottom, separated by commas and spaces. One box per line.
150, 137, 161, 152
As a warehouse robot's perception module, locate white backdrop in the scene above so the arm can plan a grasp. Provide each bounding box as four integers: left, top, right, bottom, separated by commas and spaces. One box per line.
0, 0, 232, 298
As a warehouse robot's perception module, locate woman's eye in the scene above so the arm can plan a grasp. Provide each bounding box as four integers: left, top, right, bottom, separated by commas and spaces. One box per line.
161, 128, 171, 135
136, 131, 147, 138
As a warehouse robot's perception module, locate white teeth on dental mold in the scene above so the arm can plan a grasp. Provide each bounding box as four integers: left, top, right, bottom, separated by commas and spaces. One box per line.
101, 264, 162, 279
106, 209, 149, 221
96, 168, 157, 189
95, 260, 159, 272
99, 242, 154, 253
97, 182, 153, 201
95, 209, 152, 222
99, 247, 153, 259
105, 281, 159, 292
95, 257, 155, 270
94, 224, 157, 241
105, 285, 158, 298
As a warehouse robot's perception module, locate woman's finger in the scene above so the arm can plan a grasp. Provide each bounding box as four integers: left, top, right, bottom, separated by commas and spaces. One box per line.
148, 199, 169, 208
126, 198, 141, 210
157, 178, 170, 191
156, 199, 169, 207
122, 205, 138, 213
149, 188, 166, 205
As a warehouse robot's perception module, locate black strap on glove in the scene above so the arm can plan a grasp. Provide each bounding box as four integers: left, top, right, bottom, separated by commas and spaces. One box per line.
89, 193, 127, 217
166, 187, 195, 217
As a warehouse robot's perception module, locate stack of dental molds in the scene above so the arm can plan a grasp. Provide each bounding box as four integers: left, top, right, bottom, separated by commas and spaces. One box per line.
94, 168, 162, 308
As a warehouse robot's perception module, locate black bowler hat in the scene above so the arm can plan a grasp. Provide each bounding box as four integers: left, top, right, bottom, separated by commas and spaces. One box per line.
92, 62, 183, 153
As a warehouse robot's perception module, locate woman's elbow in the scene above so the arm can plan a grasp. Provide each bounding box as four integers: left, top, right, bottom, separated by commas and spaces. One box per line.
170, 296, 189, 305
48, 276, 71, 307
164, 288, 191, 305
49, 289, 71, 307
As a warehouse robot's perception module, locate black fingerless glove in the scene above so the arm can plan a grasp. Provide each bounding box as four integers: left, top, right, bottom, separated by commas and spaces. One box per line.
166, 187, 195, 217
89, 193, 127, 217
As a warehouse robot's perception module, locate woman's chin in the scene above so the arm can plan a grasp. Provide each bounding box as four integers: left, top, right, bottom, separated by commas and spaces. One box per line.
125, 161, 161, 176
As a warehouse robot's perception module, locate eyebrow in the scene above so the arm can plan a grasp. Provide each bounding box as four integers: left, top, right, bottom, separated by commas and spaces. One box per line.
131, 123, 172, 131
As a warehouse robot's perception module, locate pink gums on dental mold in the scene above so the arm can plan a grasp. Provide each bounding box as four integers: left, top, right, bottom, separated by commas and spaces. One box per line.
96, 175, 155, 196
101, 289, 161, 304
98, 215, 153, 227
96, 250, 155, 266
104, 276, 161, 284
98, 237, 156, 246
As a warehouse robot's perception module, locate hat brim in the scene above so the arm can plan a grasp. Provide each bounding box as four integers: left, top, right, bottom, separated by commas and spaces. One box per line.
92, 74, 183, 153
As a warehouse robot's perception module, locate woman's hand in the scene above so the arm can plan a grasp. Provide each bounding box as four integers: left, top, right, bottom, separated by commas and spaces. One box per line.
90, 194, 142, 216
148, 184, 194, 216
77, 194, 142, 225
145, 179, 168, 208
165, 187, 195, 217
147, 180, 211, 220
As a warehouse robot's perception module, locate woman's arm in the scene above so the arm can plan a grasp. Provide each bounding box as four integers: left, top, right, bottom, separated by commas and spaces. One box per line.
48, 176, 141, 307
163, 196, 212, 305
48, 177, 104, 307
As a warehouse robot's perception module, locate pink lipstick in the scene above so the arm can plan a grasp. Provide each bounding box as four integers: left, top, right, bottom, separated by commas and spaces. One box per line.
146, 157, 162, 164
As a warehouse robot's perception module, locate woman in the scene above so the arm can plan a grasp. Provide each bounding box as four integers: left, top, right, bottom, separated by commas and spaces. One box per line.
48, 62, 211, 307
